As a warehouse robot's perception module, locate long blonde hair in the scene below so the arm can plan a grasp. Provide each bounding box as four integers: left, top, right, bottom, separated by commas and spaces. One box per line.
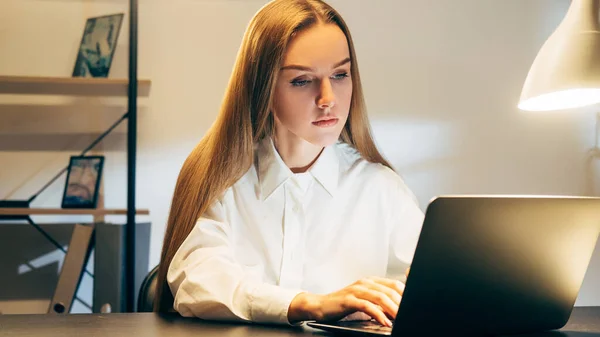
155, 0, 392, 312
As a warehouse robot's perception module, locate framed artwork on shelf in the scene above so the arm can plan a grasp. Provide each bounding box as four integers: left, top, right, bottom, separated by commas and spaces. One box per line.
72, 13, 124, 78
61, 156, 105, 209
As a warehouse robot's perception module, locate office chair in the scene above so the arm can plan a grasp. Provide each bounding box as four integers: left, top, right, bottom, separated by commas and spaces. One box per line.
137, 265, 159, 312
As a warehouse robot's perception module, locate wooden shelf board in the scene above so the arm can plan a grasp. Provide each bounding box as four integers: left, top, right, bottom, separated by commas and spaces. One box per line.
0, 208, 150, 216
0, 75, 151, 96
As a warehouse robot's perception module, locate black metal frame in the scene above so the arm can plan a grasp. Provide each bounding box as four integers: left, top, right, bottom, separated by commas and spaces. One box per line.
126, 0, 138, 312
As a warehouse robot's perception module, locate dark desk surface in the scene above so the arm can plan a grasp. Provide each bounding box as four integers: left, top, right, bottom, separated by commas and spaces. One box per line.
0, 307, 599, 337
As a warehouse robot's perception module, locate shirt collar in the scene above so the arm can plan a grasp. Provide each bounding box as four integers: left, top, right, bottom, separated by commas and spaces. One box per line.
257, 137, 292, 201
257, 137, 340, 200
308, 143, 339, 197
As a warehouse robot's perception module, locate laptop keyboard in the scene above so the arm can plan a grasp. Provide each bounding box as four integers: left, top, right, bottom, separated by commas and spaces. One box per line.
334, 320, 393, 333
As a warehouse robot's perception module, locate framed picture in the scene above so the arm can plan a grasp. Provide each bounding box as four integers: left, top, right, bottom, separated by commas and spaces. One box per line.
61, 156, 105, 209
72, 13, 124, 78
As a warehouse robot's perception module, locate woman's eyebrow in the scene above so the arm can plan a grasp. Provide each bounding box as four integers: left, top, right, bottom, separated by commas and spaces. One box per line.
281, 57, 351, 71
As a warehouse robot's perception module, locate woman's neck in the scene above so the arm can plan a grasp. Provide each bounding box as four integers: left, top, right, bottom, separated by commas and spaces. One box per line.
272, 134, 323, 174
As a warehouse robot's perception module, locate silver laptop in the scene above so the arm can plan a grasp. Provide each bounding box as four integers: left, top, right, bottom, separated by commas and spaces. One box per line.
307, 195, 600, 336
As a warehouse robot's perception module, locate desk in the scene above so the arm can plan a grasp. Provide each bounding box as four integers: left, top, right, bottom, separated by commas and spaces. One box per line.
0, 307, 599, 337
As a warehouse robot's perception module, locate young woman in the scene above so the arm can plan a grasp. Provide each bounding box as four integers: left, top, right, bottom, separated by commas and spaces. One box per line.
154, 0, 424, 327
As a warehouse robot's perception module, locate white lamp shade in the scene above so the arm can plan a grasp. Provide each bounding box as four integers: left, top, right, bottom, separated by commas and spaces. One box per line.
519, 0, 600, 111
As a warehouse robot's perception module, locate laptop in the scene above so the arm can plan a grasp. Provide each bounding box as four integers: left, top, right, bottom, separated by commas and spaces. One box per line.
307, 195, 600, 336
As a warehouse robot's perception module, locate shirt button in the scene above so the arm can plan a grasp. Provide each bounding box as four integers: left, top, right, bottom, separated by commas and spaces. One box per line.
293, 205, 299, 212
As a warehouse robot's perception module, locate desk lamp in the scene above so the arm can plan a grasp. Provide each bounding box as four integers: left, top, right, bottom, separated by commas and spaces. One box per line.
519, 0, 600, 112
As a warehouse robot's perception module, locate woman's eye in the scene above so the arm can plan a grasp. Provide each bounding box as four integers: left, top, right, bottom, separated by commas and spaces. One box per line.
332, 72, 349, 80
290, 78, 311, 87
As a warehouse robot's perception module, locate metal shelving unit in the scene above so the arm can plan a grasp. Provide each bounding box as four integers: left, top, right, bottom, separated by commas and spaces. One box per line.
0, 0, 149, 313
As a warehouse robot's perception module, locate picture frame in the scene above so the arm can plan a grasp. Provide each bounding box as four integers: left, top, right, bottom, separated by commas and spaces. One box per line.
61, 156, 105, 209
72, 13, 124, 78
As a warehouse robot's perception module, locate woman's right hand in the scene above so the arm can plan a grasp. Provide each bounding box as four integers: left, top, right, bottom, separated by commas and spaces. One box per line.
288, 277, 405, 327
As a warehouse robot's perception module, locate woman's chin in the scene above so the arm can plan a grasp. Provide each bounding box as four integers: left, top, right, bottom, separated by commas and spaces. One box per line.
307, 133, 342, 148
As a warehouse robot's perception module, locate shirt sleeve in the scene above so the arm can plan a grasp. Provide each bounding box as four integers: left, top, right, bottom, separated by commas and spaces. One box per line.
385, 175, 425, 282
166, 195, 304, 325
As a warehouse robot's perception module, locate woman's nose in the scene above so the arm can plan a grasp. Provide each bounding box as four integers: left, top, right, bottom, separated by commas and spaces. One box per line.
317, 79, 336, 109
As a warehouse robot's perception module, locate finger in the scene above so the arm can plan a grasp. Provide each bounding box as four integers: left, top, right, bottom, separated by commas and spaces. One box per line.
376, 305, 395, 320
359, 279, 401, 307
350, 298, 393, 327
366, 276, 405, 296
353, 286, 399, 320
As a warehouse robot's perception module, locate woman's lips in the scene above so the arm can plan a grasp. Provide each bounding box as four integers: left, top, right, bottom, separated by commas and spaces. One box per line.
312, 118, 339, 127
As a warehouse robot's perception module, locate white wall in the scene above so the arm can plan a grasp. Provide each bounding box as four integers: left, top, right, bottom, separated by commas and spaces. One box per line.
1, 0, 599, 311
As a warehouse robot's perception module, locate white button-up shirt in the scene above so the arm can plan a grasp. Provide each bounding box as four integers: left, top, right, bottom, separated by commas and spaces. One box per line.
167, 137, 424, 324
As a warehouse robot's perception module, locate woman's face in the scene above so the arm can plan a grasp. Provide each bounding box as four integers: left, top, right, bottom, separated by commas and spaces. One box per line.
272, 23, 353, 147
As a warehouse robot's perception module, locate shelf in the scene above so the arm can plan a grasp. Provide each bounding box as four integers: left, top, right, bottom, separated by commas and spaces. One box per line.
0, 76, 151, 96
0, 208, 150, 216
